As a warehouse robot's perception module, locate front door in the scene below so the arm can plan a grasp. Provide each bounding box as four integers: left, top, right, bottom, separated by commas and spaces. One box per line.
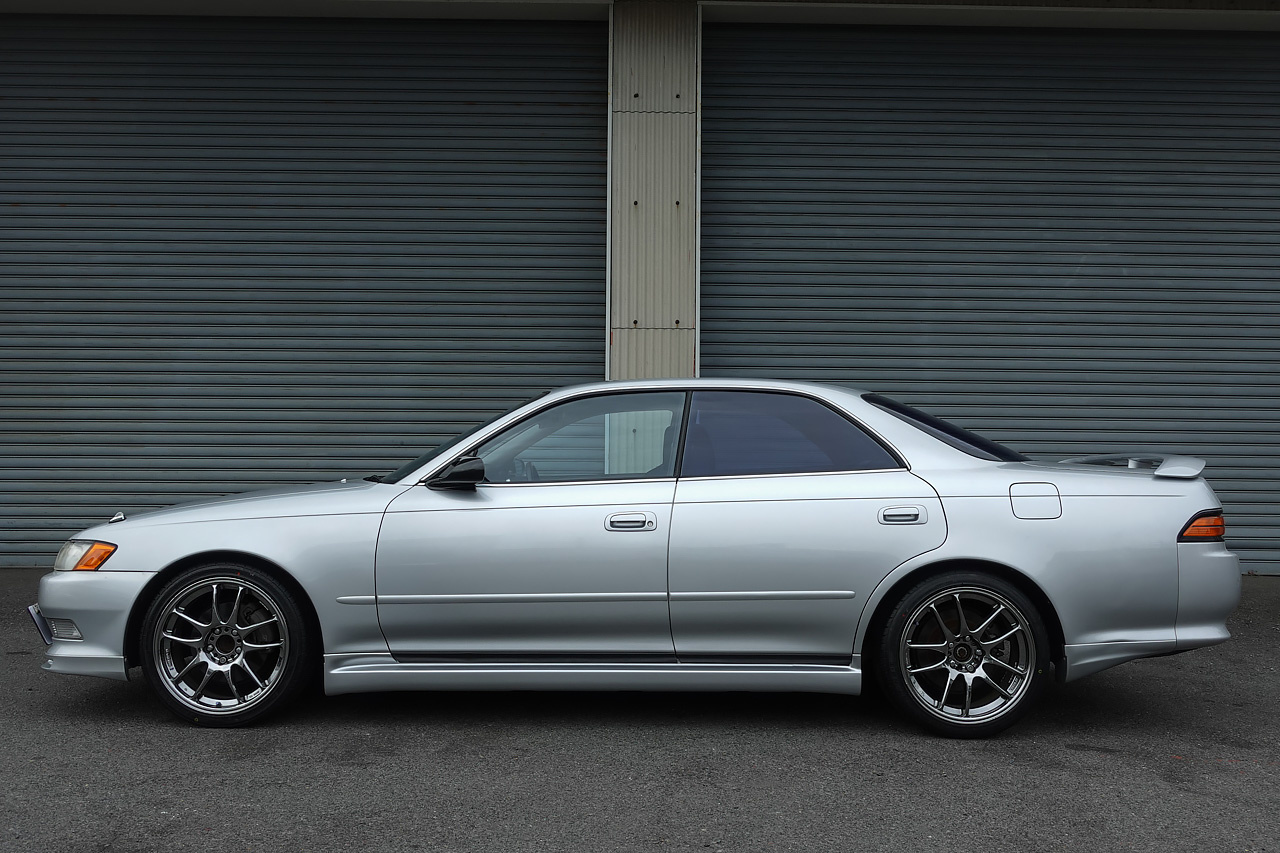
375, 390, 687, 658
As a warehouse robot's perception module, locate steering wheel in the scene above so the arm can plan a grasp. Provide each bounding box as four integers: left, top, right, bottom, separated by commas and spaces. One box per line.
510, 458, 540, 482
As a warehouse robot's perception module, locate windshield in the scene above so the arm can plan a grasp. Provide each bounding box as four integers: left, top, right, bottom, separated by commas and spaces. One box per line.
863, 393, 1027, 463
382, 396, 543, 483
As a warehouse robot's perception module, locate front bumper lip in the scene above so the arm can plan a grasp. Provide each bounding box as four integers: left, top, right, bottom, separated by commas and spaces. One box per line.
29, 604, 53, 645
40, 652, 129, 680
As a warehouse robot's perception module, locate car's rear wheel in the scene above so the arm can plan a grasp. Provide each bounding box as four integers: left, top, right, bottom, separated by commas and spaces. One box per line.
140, 563, 313, 727
876, 571, 1050, 738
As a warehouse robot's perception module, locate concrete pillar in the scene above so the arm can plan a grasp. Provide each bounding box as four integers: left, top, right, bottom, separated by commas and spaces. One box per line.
607, 0, 699, 379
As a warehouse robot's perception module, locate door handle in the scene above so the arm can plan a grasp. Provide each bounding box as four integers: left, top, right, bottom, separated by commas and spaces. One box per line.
879, 506, 926, 524
606, 512, 657, 531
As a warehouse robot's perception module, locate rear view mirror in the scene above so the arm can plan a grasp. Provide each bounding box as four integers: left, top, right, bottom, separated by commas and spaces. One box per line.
425, 456, 485, 491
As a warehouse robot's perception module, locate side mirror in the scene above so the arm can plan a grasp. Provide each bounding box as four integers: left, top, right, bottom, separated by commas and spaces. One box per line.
426, 456, 485, 491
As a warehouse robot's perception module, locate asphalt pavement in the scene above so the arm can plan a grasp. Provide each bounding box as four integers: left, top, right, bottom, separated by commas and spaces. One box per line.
1, 569, 1276, 853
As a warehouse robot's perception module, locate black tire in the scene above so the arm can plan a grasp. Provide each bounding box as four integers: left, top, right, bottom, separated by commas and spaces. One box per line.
139, 562, 314, 727
875, 571, 1050, 738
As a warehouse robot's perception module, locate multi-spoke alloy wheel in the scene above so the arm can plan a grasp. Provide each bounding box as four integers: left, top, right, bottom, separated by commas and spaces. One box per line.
877, 572, 1050, 738
140, 564, 312, 727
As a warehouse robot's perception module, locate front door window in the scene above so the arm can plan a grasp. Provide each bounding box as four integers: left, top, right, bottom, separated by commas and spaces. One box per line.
474, 391, 686, 483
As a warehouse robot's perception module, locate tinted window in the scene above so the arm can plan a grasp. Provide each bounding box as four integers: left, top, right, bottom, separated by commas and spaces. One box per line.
475, 392, 686, 483
863, 394, 1027, 463
680, 391, 899, 477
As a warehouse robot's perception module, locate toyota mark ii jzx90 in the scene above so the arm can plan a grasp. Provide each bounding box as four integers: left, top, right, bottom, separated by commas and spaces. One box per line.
29, 379, 1241, 737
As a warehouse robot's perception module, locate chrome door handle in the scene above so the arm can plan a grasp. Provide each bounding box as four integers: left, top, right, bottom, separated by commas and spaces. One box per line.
879, 506, 926, 524
605, 512, 657, 531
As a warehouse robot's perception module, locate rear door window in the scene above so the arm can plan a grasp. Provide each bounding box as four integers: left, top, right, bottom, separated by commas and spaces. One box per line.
680, 391, 901, 477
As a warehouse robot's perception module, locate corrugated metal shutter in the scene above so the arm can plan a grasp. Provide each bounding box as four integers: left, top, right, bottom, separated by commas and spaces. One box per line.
701, 24, 1280, 573
0, 15, 606, 567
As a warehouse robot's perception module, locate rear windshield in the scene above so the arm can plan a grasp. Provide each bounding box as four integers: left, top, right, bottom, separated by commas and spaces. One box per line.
863, 394, 1027, 463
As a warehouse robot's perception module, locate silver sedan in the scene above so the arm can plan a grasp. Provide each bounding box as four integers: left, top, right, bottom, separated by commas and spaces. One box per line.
29, 379, 1241, 737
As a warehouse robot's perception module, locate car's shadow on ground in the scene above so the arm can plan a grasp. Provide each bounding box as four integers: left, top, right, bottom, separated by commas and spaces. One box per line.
38, 662, 1192, 743
277, 673, 1167, 740
307, 687, 895, 730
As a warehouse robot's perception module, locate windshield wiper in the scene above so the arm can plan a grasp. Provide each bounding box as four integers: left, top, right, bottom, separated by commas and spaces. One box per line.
363, 474, 384, 482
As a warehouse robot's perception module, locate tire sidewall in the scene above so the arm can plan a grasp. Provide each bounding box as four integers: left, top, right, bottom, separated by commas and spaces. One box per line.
875, 571, 1051, 738
139, 562, 312, 727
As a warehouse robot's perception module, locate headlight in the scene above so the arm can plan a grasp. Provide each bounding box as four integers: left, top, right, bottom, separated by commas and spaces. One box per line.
54, 540, 117, 571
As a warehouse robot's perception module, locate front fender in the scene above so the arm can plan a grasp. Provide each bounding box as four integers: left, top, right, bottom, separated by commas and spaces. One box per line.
100, 512, 391, 658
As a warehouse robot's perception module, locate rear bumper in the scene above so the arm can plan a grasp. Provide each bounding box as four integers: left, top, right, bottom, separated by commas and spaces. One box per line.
1059, 542, 1239, 681
1176, 542, 1240, 650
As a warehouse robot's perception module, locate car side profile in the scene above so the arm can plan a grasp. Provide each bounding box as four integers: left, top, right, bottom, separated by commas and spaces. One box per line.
29, 378, 1241, 737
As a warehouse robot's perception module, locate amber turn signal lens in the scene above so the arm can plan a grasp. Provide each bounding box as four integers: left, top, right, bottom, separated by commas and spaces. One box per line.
73, 542, 117, 570
1178, 513, 1226, 542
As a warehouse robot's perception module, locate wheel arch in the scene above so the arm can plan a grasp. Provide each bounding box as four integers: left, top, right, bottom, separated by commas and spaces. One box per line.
124, 550, 324, 670
858, 558, 1066, 677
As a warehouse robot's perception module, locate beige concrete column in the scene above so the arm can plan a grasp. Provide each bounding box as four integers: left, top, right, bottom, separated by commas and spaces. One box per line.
607, 0, 699, 379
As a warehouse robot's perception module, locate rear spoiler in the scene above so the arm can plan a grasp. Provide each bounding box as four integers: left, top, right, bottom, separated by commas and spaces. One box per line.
1060, 453, 1206, 479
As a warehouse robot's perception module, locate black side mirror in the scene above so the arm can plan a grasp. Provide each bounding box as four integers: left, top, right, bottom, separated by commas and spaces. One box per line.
426, 456, 485, 491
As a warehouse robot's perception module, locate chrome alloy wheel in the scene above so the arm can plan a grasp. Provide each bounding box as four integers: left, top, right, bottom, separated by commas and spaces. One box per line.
899, 586, 1035, 725
152, 577, 289, 716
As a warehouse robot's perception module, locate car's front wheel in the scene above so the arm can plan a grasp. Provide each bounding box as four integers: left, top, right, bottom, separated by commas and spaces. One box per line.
139, 563, 313, 726
876, 571, 1050, 738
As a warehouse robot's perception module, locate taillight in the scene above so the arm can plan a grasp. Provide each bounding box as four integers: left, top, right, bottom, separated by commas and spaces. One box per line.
1179, 511, 1226, 542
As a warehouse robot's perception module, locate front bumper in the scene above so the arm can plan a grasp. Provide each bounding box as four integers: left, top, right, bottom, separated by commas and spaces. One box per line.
30, 602, 129, 680
32, 569, 154, 682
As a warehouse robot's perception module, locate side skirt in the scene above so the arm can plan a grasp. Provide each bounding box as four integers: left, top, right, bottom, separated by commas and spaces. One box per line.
323, 653, 863, 696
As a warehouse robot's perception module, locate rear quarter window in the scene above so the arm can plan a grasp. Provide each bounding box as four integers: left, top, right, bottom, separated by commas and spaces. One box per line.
863, 394, 1027, 463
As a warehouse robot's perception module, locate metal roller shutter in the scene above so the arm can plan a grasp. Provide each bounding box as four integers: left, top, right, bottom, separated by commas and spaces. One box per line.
701, 24, 1280, 573
0, 15, 607, 567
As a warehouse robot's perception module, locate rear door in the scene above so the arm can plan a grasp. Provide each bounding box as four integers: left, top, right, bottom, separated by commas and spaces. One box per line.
667, 390, 946, 660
